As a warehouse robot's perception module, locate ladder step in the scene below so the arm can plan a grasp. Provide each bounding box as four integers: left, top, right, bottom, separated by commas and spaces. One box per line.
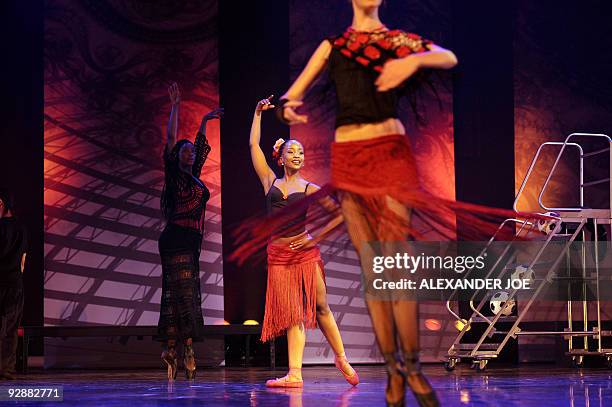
503, 262, 555, 270
558, 209, 611, 220
456, 343, 501, 350
551, 234, 575, 241
452, 351, 498, 358
471, 316, 517, 323
582, 178, 610, 188
567, 349, 612, 356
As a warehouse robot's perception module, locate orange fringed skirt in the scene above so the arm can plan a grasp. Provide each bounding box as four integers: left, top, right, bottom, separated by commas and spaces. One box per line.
261, 237, 324, 342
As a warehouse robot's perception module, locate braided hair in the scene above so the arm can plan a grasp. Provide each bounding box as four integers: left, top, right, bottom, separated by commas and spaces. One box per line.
160, 139, 193, 220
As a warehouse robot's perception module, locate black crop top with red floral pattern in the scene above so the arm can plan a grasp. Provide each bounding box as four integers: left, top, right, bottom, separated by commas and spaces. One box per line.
163, 131, 211, 233
327, 28, 433, 128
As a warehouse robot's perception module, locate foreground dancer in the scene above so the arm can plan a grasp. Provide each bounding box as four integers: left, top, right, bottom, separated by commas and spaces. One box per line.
250, 96, 358, 388
157, 82, 222, 380
277, 2, 458, 403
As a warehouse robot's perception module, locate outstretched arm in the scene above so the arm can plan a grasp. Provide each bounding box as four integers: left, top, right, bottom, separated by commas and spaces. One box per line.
279, 40, 332, 125
412, 44, 458, 69
166, 82, 180, 152
250, 96, 277, 193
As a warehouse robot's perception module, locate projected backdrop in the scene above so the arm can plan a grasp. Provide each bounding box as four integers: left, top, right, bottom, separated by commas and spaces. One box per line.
44, 0, 223, 327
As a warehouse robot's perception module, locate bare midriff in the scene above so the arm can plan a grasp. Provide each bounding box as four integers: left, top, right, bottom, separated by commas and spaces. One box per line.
270, 230, 310, 245
334, 118, 405, 143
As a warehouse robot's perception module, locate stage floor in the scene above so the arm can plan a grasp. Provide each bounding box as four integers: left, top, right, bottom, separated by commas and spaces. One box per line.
3, 364, 612, 406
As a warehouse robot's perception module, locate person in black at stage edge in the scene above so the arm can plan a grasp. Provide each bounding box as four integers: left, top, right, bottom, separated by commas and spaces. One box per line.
0, 187, 27, 380
157, 83, 223, 381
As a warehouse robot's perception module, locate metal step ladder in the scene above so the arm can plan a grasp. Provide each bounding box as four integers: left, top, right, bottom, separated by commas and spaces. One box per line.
445, 133, 612, 372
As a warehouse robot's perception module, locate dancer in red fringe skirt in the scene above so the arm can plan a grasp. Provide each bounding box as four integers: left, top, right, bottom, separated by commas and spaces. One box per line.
249, 96, 359, 388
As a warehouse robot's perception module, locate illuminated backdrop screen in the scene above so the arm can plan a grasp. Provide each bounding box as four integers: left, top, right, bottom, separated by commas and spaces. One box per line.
44, 0, 223, 327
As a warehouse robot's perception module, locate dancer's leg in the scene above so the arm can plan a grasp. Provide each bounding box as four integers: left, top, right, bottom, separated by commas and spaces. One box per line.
391, 301, 435, 395
286, 323, 305, 381
161, 338, 178, 380
0, 284, 22, 378
340, 192, 403, 401
314, 264, 345, 357
314, 264, 357, 381
382, 196, 436, 399
184, 337, 195, 372
340, 193, 398, 353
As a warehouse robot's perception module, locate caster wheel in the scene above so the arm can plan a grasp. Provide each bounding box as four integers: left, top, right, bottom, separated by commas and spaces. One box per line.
444, 359, 457, 372
571, 356, 584, 368
475, 360, 488, 372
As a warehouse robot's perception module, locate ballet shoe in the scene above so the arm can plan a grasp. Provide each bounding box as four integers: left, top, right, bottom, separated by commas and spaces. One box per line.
265, 370, 304, 388
184, 344, 196, 380
402, 351, 439, 407
334, 354, 359, 386
383, 352, 406, 407
161, 348, 178, 381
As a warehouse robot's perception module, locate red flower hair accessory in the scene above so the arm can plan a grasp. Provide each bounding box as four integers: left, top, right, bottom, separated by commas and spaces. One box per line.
272, 138, 286, 160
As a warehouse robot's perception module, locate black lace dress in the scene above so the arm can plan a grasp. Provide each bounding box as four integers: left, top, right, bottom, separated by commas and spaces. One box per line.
157, 131, 211, 342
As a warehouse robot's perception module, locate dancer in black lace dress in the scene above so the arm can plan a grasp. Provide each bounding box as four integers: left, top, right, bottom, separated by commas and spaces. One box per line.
157, 82, 222, 380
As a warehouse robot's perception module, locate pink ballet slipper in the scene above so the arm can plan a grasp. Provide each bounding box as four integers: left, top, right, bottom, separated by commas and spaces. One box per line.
335, 354, 359, 386
265, 374, 304, 388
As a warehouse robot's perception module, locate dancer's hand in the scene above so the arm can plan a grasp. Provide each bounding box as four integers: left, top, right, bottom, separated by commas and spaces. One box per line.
289, 234, 315, 251
199, 108, 224, 133
256, 95, 275, 114
282, 100, 308, 125
168, 82, 181, 105
202, 108, 224, 122
375, 56, 420, 92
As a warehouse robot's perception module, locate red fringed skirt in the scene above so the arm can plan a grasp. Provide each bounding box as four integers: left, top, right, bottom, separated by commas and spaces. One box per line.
261, 235, 324, 342
231, 134, 535, 267
331, 134, 536, 241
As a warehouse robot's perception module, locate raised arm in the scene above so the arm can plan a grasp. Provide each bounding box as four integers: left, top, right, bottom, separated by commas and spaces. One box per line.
279, 40, 332, 125
166, 82, 180, 152
250, 96, 277, 193
193, 107, 223, 178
